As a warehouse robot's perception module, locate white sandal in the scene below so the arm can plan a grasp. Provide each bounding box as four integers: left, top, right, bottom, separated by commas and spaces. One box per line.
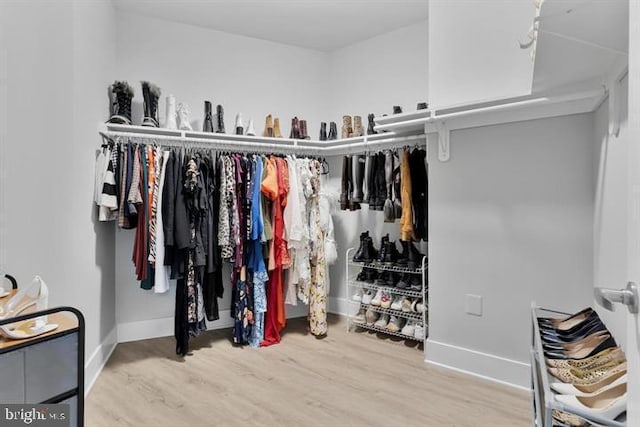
0, 276, 58, 340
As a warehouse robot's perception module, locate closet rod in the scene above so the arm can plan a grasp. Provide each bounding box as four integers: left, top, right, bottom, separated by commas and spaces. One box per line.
99, 130, 325, 155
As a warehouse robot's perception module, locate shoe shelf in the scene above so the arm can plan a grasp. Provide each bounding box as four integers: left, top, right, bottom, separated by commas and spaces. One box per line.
352, 321, 425, 343
346, 247, 428, 349
355, 302, 424, 321
530, 304, 626, 427
347, 279, 423, 298
347, 260, 426, 275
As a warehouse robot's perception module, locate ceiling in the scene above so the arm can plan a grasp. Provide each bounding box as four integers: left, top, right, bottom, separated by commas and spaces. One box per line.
532, 0, 628, 93
113, 0, 429, 52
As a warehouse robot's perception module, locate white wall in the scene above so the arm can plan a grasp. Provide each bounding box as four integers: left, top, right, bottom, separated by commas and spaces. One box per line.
114, 12, 331, 328
0, 0, 117, 388
428, 0, 535, 107
426, 113, 597, 387
328, 20, 428, 123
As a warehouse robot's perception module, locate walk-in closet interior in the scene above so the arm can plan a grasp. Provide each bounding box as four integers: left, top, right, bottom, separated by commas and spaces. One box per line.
0, 0, 638, 426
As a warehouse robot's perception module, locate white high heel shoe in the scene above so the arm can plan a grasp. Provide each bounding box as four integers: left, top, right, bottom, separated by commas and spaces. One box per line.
0, 276, 58, 339
556, 382, 627, 421
552, 372, 627, 397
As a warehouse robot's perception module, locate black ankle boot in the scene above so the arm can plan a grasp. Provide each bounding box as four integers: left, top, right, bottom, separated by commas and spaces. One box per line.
393, 106, 403, 114
407, 241, 426, 270
352, 231, 369, 262
319, 122, 327, 141
396, 274, 411, 289
203, 101, 214, 132
107, 81, 134, 125
364, 236, 377, 263
396, 240, 409, 266
367, 113, 377, 135
356, 268, 367, 282
365, 268, 377, 284
340, 156, 350, 210
377, 234, 390, 263
417, 102, 428, 110
216, 104, 225, 133
383, 240, 398, 265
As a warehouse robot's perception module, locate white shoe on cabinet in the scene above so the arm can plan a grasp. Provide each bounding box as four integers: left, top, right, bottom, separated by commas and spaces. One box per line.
555, 382, 627, 421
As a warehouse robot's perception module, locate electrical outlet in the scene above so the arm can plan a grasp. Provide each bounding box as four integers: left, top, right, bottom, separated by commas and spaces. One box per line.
465, 294, 483, 316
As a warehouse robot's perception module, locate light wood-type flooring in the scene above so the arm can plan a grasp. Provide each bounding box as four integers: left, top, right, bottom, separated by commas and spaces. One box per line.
86, 315, 530, 427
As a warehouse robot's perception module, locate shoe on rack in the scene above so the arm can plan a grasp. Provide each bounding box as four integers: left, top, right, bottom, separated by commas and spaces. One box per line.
549, 361, 627, 386
177, 102, 193, 130
401, 297, 413, 313
273, 117, 283, 138
551, 372, 627, 396
374, 271, 389, 287
342, 115, 353, 139
393, 106, 403, 114
245, 118, 256, 136
551, 410, 592, 427
380, 291, 393, 309
538, 307, 595, 330
417, 102, 428, 110
367, 113, 377, 135
386, 272, 398, 287
0, 276, 58, 340
290, 117, 301, 139
411, 299, 426, 313
215, 104, 226, 133
390, 295, 404, 311
546, 347, 626, 370
401, 320, 416, 336
107, 81, 134, 125
164, 94, 177, 129
352, 231, 369, 262
353, 115, 364, 137
386, 315, 406, 333
396, 274, 411, 289
235, 112, 244, 135
328, 122, 338, 140
365, 268, 377, 284
377, 234, 390, 263
319, 122, 327, 141
374, 313, 390, 329
364, 237, 378, 263
299, 120, 310, 140
362, 289, 374, 305
356, 268, 367, 282
371, 289, 383, 306
555, 382, 627, 421
383, 241, 399, 265
352, 288, 363, 302
408, 276, 422, 292
545, 334, 617, 361
407, 242, 426, 270
365, 308, 379, 325
353, 308, 366, 324
203, 100, 214, 132
263, 114, 274, 137
541, 317, 607, 345
141, 81, 161, 127
414, 322, 425, 339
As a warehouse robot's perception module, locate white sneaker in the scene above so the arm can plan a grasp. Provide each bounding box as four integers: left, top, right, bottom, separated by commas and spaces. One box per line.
401, 320, 416, 336
401, 297, 413, 312
374, 313, 390, 328
380, 291, 393, 309
362, 289, 374, 305
365, 308, 379, 325
390, 295, 403, 310
353, 308, 366, 324
370, 289, 383, 306
352, 288, 363, 302
386, 315, 406, 332
414, 322, 425, 339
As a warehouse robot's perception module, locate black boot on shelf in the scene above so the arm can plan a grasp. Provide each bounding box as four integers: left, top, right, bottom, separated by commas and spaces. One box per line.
216, 104, 226, 133
393, 105, 403, 115
384, 240, 399, 265
352, 231, 369, 262
409, 275, 423, 292
396, 240, 410, 267
356, 268, 367, 282
374, 271, 389, 287
340, 156, 350, 210
377, 234, 390, 263
347, 156, 359, 211
290, 117, 300, 139
407, 241, 426, 270
367, 113, 377, 135
141, 81, 161, 127
365, 268, 378, 284
107, 81, 134, 125
319, 122, 327, 141
352, 155, 364, 204
386, 272, 398, 287
328, 122, 338, 140
364, 236, 377, 263
396, 274, 411, 289
203, 101, 214, 132
299, 120, 310, 140
417, 102, 428, 110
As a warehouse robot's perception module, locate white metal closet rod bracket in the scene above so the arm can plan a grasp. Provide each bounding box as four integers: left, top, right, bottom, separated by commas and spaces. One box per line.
435, 121, 450, 162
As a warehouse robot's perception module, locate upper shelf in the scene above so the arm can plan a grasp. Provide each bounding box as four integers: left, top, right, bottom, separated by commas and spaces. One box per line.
98, 123, 427, 156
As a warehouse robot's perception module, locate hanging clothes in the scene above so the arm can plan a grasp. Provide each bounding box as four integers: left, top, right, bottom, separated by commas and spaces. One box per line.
410, 148, 428, 241
399, 148, 416, 241
308, 160, 327, 336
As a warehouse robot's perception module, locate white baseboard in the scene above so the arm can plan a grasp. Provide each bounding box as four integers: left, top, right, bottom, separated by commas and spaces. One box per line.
117, 304, 310, 343
425, 339, 531, 390
328, 296, 348, 315
84, 326, 117, 396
